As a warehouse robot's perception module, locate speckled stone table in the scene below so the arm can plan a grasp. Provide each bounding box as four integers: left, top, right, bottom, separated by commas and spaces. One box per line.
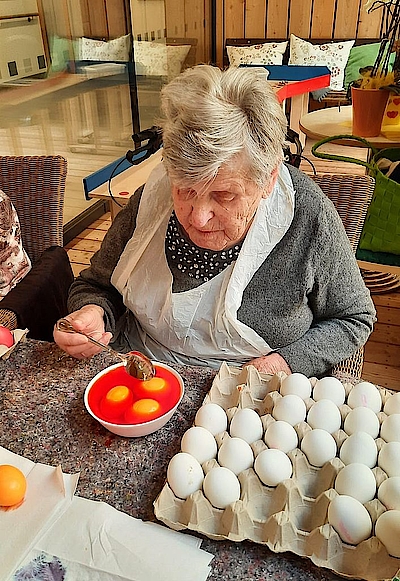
1, 339, 346, 581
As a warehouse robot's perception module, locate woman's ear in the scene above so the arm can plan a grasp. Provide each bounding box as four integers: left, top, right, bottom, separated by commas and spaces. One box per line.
261, 165, 280, 199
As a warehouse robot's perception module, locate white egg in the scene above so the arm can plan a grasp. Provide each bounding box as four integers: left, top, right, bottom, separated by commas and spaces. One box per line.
343, 406, 380, 438
280, 373, 312, 399
384, 393, 400, 415
378, 441, 400, 476
328, 494, 372, 545
264, 420, 298, 453
181, 426, 218, 464
306, 399, 342, 433
380, 413, 400, 442
347, 381, 382, 413
229, 408, 263, 444
254, 448, 293, 487
167, 452, 204, 499
194, 402, 228, 436
202, 466, 241, 509
272, 394, 306, 426
300, 429, 337, 467
378, 476, 400, 509
334, 463, 376, 504
375, 510, 400, 557
339, 432, 378, 468
313, 376, 345, 406
218, 436, 254, 475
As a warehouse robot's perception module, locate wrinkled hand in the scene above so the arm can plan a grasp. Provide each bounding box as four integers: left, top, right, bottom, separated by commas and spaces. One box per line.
245, 353, 292, 375
53, 305, 112, 359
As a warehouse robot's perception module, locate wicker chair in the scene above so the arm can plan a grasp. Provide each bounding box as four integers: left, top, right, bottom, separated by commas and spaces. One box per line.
310, 172, 375, 379
0, 155, 73, 340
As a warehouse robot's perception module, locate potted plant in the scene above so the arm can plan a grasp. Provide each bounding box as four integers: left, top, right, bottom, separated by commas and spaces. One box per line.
350, 0, 400, 136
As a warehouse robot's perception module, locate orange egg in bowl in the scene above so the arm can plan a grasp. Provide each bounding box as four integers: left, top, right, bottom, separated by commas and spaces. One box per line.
84, 362, 184, 437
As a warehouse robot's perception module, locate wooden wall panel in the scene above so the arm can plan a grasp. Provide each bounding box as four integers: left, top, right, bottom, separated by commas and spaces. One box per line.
165, 0, 185, 37
288, 0, 313, 39
106, 0, 128, 37
185, 0, 205, 61
224, 0, 245, 38
358, 2, 383, 37
87, 0, 108, 37
266, 0, 289, 38
333, 0, 360, 38
244, 0, 266, 38
311, 0, 335, 38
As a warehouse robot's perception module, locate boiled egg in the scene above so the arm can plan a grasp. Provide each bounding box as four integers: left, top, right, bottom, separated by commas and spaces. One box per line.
378, 476, 400, 510
202, 466, 241, 509
347, 381, 382, 413
229, 408, 263, 444
339, 431, 378, 468
264, 420, 298, 453
375, 510, 400, 557
380, 413, 400, 442
280, 373, 312, 399
328, 494, 372, 545
312, 376, 345, 406
272, 394, 306, 426
194, 403, 228, 436
167, 452, 204, 499
378, 441, 400, 477
0, 464, 27, 508
383, 393, 400, 415
218, 436, 254, 475
334, 463, 376, 504
343, 406, 380, 438
0, 326, 14, 348
300, 429, 337, 467
181, 426, 218, 464
254, 448, 293, 487
306, 399, 342, 433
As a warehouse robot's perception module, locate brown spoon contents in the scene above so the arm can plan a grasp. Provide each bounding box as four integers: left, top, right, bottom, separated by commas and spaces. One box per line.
56, 318, 155, 380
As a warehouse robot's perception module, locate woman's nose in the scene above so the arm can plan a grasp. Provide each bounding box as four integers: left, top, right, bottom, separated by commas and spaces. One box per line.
190, 198, 214, 227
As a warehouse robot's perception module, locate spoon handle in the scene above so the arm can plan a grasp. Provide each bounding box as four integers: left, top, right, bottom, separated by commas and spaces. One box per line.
56, 318, 126, 361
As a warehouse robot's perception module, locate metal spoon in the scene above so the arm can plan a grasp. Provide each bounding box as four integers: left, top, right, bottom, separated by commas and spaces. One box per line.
56, 318, 155, 380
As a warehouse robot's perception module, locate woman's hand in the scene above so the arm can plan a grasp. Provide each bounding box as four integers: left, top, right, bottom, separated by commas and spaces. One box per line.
245, 353, 292, 375
53, 305, 112, 359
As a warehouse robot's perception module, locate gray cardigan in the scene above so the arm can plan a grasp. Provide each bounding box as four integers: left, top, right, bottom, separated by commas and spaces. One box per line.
68, 164, 375, 377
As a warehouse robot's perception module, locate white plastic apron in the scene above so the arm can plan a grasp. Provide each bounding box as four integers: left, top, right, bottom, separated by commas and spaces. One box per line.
111, 162, 295, 368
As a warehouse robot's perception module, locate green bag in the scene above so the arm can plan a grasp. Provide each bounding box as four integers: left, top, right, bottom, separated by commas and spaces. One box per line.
312, 135, 400, 255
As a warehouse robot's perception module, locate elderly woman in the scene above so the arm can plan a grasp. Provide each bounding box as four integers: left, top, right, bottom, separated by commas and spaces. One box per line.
54, 65, 375, 378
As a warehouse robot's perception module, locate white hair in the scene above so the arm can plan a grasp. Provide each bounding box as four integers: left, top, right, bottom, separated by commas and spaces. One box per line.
159, 64, 288, 189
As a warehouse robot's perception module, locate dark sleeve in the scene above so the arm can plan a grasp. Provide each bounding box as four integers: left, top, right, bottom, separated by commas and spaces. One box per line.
67, 188, 142, 334
0, 246, 74, 341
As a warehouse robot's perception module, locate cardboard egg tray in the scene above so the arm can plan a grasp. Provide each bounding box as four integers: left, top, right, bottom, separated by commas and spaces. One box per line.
154, 363, 400, 581
0, 328, 28, 360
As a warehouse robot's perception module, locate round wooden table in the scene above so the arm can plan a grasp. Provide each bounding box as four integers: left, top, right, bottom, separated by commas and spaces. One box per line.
299, 105, 400, 149
300, 105, 400, 294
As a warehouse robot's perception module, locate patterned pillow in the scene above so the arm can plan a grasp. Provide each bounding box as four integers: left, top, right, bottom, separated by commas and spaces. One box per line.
78, 35, 131, 62
0, 190, 31, 298
133, 41, 191, 80
289, 34, 355, 91
227, 41, 288, 66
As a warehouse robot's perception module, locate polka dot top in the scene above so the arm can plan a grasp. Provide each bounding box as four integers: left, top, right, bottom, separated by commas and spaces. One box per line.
165, 211, 242, 292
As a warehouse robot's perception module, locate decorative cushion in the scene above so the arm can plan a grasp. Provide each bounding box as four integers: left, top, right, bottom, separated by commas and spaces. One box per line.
227, 41, 288, 66
0, 190, 31, 298
133, 41, 191, 80
49, 35, 78, 72
78, 34, 131, 62
344, 42, 395, 88
289, 34, 355, 90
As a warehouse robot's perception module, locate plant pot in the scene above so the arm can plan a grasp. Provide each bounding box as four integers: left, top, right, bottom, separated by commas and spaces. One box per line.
351, 86, 390, 137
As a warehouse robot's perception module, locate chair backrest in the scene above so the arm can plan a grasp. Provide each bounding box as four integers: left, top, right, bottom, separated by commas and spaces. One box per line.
0, 155, 67, 263
309, 172, 376, 380
309, 173, 375, 253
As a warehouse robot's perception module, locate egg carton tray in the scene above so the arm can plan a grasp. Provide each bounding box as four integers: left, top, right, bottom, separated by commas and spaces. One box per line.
154, 363, 400, 581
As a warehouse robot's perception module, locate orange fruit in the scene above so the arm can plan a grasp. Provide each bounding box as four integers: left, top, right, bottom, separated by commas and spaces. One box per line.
0, 464, 27, 507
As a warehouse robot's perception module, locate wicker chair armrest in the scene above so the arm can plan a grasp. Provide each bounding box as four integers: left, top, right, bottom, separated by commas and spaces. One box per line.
331, 346, 364, 380
0, 308, 18, 330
